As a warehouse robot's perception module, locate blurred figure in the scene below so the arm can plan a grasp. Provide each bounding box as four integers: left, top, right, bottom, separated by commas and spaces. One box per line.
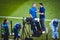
49, 19, 59, 40
29, 3, 38, 34
12, 23, 21, 40
1, 19, 9, 40
29, 3, 37, 18
38, 3, 46, 32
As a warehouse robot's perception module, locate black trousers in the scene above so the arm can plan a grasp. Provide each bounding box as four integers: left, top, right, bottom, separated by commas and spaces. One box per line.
3, 33, 9, 40
2, 29, 9, 40
40, 18, 45, 31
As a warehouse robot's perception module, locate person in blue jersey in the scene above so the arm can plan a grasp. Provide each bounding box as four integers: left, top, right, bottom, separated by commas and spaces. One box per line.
29, 3, 37, 18
29, 3, 38, 34
38, 3, 45, 32
13, 23, 21, 40
1, 19, 9, 40
49, 19, 59, 40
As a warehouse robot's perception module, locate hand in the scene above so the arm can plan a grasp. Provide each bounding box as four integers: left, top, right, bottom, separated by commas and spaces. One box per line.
36, 10, 39, 12
37, 10, 39, 12
40, 13, 44, 15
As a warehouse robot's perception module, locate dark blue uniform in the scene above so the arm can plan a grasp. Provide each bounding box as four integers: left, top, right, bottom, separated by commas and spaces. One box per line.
39, 7, 45, 31
1, 23, 9, 40
13, 23, 21, 40
39, 7, 45, 19
29, 7, 38, 34
29, 7, 37, 18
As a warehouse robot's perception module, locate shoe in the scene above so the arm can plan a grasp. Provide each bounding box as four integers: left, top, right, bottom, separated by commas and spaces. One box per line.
42, 31, 45, 34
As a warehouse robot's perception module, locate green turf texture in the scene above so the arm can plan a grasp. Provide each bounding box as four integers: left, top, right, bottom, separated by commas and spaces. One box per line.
0, 0, 60, 40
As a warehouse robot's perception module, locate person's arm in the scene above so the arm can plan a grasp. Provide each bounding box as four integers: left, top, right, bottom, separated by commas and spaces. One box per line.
56, 23, 59, 31
36, 9, 39, 12
49, 19, 55, 32
35, 8, 38, 12
40, 13, 44, 15
30, 14, 33, 18
29, 9, 33, 18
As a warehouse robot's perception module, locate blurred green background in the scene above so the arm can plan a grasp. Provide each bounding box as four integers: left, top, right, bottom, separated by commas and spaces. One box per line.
0, 0, 60, 40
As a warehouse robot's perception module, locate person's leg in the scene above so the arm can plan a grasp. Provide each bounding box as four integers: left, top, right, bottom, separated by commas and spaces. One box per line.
14, 34, 16, 40
55, 32, 59, 40
3, 34, 5, 40
17, 34, 21, 40
4, 33, 9, 40
2, 33, 4, 40
35, 21, 42, 32
31, 21, 36, 33
14, 36, 16, 40
40, 18, 45, 31
5, 36, 9, 40
52, 32, 55, 40
4, 34, 8, 40
56, 27, 59, 39
5, 30, 9, 40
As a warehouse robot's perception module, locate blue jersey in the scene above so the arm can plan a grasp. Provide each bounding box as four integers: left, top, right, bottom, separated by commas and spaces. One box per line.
1, 23, 9, 35
13, 23, 21, 38
13, 26, 19, 33
13, 23, 21, 37
1, 23, 8, 30
13, 25, 19, 37
13, 23, 21, 33
29, 7, 37, 18
39, 7, 45, 19
53, 21, 58, 28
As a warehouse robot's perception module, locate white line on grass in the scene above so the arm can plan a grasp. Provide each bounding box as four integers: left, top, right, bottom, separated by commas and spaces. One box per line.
0, 16, 23, 19
0, 16, 60, 22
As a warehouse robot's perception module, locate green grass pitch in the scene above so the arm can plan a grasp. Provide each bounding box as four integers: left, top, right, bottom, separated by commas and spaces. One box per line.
0, 0, 60, 40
